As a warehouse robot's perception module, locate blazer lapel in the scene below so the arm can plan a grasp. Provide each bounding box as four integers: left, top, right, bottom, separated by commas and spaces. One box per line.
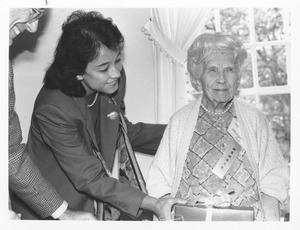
72, 67, 126, 171
73, 95, 121, 171
98, 95, 120, 170
73, 96, 99, 151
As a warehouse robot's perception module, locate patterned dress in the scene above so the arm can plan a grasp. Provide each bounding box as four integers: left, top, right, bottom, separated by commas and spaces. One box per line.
175, 104, 262, 220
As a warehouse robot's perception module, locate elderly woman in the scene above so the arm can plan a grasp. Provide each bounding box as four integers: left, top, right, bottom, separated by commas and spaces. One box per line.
12, 10, 184, 220
146, 32, 289, 221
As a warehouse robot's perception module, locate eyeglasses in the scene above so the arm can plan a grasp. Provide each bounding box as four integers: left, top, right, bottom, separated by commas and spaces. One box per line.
28, 8, 46, 23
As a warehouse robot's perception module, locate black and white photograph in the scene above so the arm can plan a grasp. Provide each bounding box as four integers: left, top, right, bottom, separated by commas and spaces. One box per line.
2, 0, 299, 229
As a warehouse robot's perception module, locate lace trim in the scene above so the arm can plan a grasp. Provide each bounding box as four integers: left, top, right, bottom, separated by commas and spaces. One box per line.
141, 19, 186, 68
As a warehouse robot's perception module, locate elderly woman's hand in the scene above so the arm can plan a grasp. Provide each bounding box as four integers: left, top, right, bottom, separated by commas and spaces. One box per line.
140, 195, 186, 220
261, 193, 280, 221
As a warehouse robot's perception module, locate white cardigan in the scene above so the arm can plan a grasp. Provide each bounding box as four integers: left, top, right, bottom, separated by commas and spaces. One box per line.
146, 96, 289, 220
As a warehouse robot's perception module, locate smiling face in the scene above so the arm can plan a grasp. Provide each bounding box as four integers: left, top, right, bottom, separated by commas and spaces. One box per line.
9, 8, 45, 46
81, 46, 123, 95
200, 51, 241, 108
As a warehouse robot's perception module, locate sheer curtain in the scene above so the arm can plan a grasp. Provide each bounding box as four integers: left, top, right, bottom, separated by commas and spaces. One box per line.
142, 8, 211, 123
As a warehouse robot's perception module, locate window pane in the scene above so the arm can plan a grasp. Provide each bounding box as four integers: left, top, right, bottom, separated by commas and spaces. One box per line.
256, 45, 287, 87
220, 8, 250, 43
236, 95, 255, 106
254, 8, 285, 42
258, 94, 290, 162
239, 49, 253, 89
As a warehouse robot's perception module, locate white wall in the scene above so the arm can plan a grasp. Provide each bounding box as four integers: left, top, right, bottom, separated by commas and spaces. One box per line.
11, 8, 156, 178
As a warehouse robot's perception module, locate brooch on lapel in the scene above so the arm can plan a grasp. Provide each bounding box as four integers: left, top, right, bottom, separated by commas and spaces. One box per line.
107, 111, 119, 120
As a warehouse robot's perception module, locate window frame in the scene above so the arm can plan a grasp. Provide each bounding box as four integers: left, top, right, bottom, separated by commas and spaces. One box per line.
212, 8, 291, 105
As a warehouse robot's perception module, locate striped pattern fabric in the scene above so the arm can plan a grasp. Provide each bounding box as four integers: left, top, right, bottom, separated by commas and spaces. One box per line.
8, 62, 64, 218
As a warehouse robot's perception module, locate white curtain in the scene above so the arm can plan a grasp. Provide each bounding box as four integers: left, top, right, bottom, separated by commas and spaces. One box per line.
142, 8, 211, 123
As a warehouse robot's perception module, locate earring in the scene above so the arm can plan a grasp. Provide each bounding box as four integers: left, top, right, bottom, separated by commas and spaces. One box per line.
76, 75, 83, 81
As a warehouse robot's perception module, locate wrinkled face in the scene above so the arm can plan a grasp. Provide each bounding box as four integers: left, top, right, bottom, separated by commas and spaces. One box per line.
200, 51, 240, 105
9, 8, 45, 46
81, 46, 123, 95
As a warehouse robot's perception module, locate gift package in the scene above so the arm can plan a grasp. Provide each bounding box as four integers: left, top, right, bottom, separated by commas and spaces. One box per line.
173, 204, 254, 221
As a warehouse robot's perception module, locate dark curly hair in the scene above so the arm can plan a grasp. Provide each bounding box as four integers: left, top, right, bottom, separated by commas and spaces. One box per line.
44, 10, 124, 97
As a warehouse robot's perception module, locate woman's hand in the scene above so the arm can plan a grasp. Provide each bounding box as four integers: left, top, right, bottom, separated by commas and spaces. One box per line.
140, 195, 186, 220
8, 210, 21, 220
58, 208, 97, 220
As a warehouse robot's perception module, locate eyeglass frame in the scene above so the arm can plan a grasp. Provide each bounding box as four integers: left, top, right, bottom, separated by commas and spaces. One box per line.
27, 8, 46, 23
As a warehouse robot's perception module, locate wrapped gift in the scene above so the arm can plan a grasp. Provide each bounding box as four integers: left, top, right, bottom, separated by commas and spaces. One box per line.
174, 204, 254, 221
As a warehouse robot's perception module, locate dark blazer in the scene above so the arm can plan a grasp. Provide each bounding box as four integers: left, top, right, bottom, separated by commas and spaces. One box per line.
16, 67, 166, 219
9, 62, 64, 219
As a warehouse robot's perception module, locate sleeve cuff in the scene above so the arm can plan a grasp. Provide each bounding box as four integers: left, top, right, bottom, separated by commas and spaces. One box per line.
147, 186, 172, 198
51, 200, 68, 219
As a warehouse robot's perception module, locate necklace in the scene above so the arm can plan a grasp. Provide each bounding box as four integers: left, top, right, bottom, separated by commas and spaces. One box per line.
200, 100, 233, 116
87, 92, 98, 108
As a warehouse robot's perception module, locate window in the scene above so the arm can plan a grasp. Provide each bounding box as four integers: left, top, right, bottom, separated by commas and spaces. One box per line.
186, 8, 291, 218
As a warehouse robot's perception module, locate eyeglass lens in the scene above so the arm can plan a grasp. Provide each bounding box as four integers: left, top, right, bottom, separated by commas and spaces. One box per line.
28, 8, 46, 23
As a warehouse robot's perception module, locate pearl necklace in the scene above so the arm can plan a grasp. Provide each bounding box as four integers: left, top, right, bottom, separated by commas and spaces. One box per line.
87, 92, 98, 108
200, 100, 233, 116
